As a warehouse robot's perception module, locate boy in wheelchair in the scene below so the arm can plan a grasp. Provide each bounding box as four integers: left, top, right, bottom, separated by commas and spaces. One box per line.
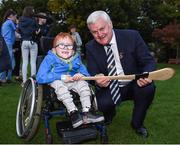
36, 32, 104, 128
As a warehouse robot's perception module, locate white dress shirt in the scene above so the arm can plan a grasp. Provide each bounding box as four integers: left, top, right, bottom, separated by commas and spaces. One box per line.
104, 30, 131, 86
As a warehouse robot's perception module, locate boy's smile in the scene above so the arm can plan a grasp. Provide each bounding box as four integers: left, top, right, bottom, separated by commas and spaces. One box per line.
55, 38, 74, 59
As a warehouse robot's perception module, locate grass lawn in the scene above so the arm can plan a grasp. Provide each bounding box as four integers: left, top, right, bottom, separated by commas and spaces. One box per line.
0, 63, 180, 144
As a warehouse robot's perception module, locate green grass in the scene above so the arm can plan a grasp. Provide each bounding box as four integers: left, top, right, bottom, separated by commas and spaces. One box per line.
0, 63, 180, 144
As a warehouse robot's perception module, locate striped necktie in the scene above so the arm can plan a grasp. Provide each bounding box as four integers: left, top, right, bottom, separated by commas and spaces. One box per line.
106, 44, 121, 104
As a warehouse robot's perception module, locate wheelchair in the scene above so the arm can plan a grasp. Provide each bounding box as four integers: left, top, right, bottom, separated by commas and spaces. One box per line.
15, 37, 108, 144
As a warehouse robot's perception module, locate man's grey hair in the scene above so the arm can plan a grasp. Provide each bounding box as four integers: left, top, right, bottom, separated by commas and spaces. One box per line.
87, 10, 112, 25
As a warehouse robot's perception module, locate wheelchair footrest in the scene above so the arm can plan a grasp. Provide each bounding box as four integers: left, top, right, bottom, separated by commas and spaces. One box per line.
56, 121, 97, 144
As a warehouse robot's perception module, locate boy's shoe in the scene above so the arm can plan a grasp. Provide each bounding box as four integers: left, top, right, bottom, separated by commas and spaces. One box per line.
83, 112, 104, 124
70, 111, 83, 128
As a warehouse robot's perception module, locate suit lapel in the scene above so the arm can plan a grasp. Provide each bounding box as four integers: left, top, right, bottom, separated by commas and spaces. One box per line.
93, 42, 108, 75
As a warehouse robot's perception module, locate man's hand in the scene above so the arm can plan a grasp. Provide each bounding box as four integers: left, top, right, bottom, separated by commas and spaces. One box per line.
95, 73, 110, 87
72, 73, 84, 81
137, 78, 152, 87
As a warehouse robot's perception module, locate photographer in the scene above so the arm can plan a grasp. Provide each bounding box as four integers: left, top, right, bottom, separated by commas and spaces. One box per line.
35, 12, 53, 56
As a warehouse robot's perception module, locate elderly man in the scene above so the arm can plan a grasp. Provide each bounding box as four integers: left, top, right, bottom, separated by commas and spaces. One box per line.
85, 10, 156, 138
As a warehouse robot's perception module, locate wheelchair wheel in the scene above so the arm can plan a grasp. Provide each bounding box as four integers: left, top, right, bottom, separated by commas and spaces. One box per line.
16, 78, 43, 141
90, 87, 98, 111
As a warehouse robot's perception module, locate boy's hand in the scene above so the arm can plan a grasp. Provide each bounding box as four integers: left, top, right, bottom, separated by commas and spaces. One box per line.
61, 75, 73, 82
64, 75, 74, 82
72, 73, 84, 81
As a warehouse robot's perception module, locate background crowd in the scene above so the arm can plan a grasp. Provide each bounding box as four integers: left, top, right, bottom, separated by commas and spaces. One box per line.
0, 6, 82, 86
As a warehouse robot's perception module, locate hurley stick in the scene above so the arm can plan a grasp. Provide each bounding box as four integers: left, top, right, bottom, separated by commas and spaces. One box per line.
82, 68, 175, 81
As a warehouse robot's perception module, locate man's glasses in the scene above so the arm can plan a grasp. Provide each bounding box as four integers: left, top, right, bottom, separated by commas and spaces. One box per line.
55, 43, 74, 50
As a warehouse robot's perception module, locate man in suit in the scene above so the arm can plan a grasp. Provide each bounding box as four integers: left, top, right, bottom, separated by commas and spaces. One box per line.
85, 10, 156, 138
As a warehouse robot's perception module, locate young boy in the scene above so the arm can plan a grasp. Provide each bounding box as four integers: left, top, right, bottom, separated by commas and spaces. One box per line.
36, 32, 104, 128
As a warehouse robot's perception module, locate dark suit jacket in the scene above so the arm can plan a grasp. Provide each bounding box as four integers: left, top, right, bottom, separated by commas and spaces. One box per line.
85, 29, 156, 99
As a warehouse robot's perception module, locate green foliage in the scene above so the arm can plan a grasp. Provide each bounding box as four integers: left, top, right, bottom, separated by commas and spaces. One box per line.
0, 0, 179, 56
152, 21, 180, 60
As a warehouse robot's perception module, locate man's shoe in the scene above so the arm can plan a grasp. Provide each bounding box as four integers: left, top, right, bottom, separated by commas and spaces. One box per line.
83, 112, 104, 124
135, 126, 149, 138
70, 111, 83, 128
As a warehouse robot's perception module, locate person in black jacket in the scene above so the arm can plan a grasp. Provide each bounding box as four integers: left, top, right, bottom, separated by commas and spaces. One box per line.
85, 10, 156, 138
0, 34, 12, 85
35, 12, 52, 56
12, 31, 22, 82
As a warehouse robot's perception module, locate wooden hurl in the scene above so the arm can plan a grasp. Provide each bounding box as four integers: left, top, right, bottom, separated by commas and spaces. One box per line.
82, 68, 175, 81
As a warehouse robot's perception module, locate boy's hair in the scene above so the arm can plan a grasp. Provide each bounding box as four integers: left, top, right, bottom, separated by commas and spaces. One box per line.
53, 32, 75, 49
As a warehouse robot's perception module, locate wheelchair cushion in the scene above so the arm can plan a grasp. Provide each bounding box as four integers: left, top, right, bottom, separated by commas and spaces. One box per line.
56, 121, 97, 144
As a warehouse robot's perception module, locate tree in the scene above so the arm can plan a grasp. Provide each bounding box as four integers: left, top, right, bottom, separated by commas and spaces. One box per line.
0, 0, 179, 47
152, 21, 180, 60
137, 0, 180, 42
46, 0, 144, 43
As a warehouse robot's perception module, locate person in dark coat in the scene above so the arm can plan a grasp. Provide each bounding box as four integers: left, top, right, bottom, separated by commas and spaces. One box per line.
85, 10, 156, 138
12, 31, 22, 82
0, 34, 11, 73
35, 12, 52, 55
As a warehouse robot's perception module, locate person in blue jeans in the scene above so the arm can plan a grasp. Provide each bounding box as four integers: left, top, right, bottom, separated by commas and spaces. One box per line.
18, 6, 39, 85
36, 32, 104, 128
0, 9, 17, 84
